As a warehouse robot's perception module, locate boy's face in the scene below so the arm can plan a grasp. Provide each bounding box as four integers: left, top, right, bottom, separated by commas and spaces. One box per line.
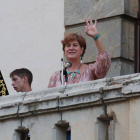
11, 75, 25, 92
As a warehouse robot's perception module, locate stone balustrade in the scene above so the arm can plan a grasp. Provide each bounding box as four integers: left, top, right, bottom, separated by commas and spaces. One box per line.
0, 73, 140, 140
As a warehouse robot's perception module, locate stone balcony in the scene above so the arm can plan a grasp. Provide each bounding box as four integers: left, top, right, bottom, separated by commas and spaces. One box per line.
0, 73, 140, 140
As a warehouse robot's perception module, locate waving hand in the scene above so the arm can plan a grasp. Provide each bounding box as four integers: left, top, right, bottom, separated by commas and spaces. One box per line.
85, 18, 98, 38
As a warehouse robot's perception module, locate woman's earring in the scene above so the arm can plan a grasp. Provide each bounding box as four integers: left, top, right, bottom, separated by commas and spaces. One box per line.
80, 56, 83, 64
64, 54, 67, 62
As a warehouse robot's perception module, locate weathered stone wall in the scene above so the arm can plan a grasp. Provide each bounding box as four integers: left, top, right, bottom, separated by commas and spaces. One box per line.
0, 0, 64, 94
0, 73, 140, 140
65, 0, 138, 77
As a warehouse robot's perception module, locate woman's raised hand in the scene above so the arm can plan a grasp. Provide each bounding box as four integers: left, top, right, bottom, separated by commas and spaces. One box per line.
85, 18, 98, 38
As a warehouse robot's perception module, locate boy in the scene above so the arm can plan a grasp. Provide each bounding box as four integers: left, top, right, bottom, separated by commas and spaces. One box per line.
10, 68, 33, 92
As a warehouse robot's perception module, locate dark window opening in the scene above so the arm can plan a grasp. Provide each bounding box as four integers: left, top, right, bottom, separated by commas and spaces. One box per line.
15, 127, 30, 140
55, 120, 71, 140
66, 126, 71, 140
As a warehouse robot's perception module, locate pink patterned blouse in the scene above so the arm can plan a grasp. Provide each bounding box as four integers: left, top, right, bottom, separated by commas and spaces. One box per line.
48, 50, 111, 88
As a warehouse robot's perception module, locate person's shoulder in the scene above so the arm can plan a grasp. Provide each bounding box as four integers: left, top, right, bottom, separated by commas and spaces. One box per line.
50, 70, 61, 77
54, 70, 61, 75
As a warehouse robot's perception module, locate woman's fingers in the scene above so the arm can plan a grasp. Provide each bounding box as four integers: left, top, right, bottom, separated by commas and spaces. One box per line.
85, 18, 89, 26
94, 19, 97, 27
89, 18, 93, 25
85, 18, 96, 27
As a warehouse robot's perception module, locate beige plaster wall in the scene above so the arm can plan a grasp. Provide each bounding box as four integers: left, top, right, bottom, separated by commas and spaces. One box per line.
129, 97, 140, 140
107, 101, 130, 140
0, 0, 64, 94
62, 107, 104, 140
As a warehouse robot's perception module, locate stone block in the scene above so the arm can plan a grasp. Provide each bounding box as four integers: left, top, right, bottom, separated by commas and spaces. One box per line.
103, 73, 140, 103
122, 79, 140, 94
124, 0, 138, 17
106, 58, 134, 78
106, 73, 140, 87
103, 84, 124, 103
121, 18, 135, 61
65, 0, 138, 26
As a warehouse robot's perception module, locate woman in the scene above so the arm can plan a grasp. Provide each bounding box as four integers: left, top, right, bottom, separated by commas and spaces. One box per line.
48, 18, 111, 88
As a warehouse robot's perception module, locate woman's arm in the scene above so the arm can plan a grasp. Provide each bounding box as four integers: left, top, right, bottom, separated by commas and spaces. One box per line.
89, 50, 111, 79
85, 18, 111, 79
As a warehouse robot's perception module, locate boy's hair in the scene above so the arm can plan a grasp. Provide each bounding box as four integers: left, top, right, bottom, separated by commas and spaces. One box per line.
10, 68, 33, 86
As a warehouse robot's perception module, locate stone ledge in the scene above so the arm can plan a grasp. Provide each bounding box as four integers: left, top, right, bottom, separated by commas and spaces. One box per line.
122, 79, 140, 94
59, 89, 101, 110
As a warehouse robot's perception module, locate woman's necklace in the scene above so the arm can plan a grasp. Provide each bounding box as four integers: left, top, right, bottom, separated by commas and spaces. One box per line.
67, 64, 82, 77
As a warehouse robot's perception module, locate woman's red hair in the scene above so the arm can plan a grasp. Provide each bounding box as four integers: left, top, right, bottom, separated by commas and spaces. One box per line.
61, 33, 86, 56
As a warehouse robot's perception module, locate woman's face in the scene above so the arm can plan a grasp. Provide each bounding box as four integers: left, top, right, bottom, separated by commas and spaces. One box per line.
64, 40, 83, 61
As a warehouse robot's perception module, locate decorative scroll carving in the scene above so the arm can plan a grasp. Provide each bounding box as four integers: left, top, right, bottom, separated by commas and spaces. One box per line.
0, 71, 9, 96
